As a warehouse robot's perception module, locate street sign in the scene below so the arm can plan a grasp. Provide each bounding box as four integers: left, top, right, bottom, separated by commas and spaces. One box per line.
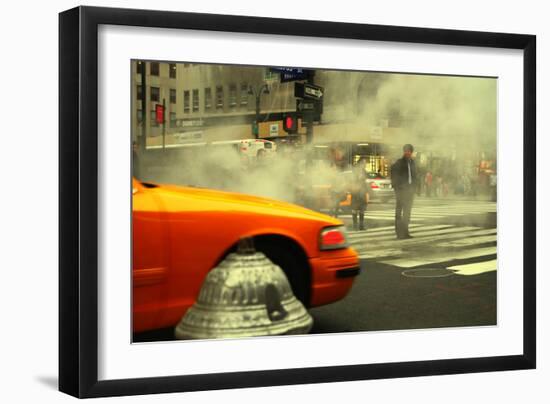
270, 67, 311, 82
296, 99, 323, 114
269, 123, 279, 136
174, 131, 203, 143
296, 99, 316, 112
294, 82, 324, 100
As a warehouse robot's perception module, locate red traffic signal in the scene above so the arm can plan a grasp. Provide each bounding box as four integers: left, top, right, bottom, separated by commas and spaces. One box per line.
282, 113, 298, 134
155, 104, 165, 124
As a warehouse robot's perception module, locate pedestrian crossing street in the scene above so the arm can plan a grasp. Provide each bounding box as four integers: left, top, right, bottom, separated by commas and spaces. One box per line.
347, 223, 497, 276
339, 199, 496, 222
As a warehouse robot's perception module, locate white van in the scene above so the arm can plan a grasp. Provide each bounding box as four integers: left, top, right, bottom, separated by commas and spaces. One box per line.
210, 139, 277, 159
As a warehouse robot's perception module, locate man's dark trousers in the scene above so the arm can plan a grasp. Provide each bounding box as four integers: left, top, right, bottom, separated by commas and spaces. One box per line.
395, 185, 415, 237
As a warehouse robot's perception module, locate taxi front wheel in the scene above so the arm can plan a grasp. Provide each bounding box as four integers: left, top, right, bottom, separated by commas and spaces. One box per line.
254, 238, 311, 307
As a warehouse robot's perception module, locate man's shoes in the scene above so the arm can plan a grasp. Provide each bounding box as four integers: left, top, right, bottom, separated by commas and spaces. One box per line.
404, 234, 413, 239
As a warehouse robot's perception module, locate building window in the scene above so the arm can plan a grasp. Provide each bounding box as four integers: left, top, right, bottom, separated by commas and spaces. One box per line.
136, 85, 143, 100
169, 63, 176, 79
229, 84, 237, 107
192, 89, 199, 112
151, 87, 160, 102
204, 88, 212, 110
150, 111, 159, 127
136, 61, 144, 75
150, 62, 159, 76
137, 109, 143, 124
183, 90, 190, 113
170, 89, 176, 104
240, 83, 249, 106
170, 112, 177, 128
216, 86, 224, 109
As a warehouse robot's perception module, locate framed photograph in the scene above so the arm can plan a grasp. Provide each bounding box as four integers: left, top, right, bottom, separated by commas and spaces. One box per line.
59, 6, 536, 398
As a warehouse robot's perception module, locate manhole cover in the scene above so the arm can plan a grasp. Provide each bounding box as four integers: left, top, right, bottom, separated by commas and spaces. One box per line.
401, 268, 455, 278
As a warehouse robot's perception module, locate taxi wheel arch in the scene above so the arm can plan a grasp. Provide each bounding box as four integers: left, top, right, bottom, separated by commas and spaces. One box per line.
254, 235, 312, 307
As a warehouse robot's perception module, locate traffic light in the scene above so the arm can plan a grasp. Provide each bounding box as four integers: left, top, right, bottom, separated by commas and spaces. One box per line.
155, 104, 165, 125
282, 113, 298, 134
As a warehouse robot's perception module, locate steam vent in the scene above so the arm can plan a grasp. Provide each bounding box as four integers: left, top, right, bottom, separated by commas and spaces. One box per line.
175, 238, 313, 339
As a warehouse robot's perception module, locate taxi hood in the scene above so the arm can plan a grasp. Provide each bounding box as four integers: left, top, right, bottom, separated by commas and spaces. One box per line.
144, 180, 342, 225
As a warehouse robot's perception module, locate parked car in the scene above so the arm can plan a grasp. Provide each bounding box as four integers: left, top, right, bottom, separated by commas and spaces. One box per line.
132, 178, 360, 333
365, 172, 394, 203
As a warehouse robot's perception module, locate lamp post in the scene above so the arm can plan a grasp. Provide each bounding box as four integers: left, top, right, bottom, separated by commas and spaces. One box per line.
248, 83, 270, 139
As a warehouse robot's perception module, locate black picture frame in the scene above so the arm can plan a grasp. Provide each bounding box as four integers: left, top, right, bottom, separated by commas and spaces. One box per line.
59, 6, 536, 398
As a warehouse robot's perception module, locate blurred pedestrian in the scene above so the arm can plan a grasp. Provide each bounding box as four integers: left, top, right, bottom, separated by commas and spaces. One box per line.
329, 164, 347, 218
425, 170, 433, 197
391, 144, 417, 239
350, 162, 369, 231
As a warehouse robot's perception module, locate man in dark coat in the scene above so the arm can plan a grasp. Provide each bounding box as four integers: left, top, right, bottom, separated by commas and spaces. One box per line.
391, 144, 417, 239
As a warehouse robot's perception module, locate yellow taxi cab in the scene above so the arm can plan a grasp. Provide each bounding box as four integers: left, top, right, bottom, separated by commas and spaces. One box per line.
133, 178, 360, 333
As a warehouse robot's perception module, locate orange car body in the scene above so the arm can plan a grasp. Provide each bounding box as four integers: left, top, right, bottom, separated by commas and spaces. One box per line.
132, 178, 360, 333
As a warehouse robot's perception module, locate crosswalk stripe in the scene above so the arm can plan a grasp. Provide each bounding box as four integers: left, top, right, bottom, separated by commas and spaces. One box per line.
363, 216, 428, 221
346, 224, 442, 238
339, 207, 496, 221
348, 224, 450, 241
346, 225, 408, 236
373, 209, 494, 215
337, 199, 497, 269
352, 228, 496, 260
414, 206, 496, 210
413, 208, 495, 214
372, 227, 495, 246
437, 235, 497, 247
378, 246, 497, 267
367, 212, 447, 218
338, 214, 427, 220
448, 259, 497, 276
349, 226, 482, 245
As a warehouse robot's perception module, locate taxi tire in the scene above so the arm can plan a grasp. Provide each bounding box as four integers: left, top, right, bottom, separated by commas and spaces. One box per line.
254, 237, 311, 307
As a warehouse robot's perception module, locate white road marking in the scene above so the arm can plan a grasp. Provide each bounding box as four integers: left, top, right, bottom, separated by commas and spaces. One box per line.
347, 224, 447, 239
337, 202, 497, 222
437, 234, 497, 247
379, 246, 497, 268
362, 216, 428, 221
342, 199, 497, 268
349, 226, 483, 246
378, 227, 495, 246
448, 259, 497, 276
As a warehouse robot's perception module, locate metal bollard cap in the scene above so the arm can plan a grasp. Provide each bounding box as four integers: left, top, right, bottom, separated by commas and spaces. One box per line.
237, 237, 255, 255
